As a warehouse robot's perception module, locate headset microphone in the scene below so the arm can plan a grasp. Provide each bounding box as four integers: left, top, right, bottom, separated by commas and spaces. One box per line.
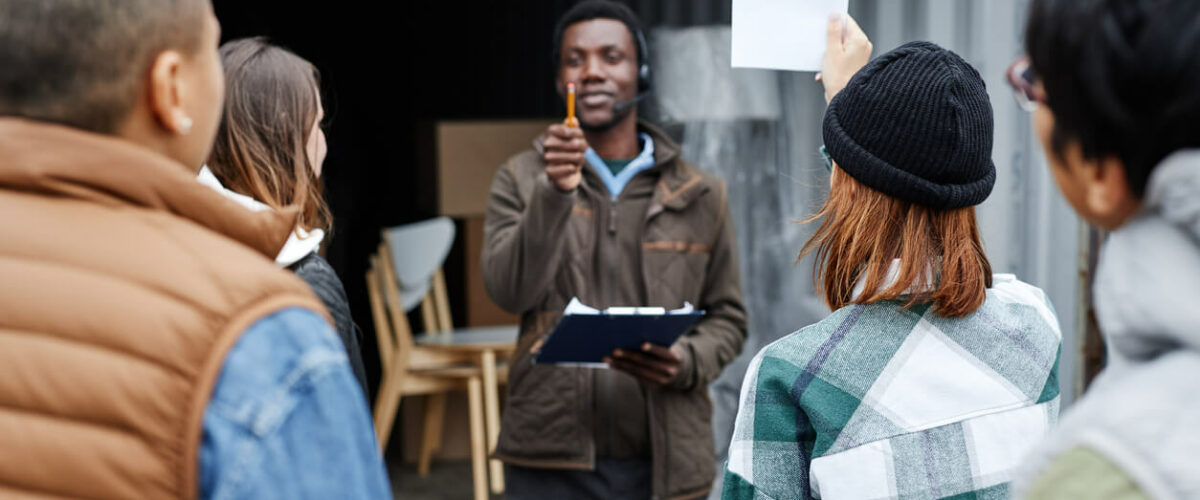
611, 92, 649, 114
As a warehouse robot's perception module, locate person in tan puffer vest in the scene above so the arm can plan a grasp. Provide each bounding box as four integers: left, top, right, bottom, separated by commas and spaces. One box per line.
0, 1, 389, 499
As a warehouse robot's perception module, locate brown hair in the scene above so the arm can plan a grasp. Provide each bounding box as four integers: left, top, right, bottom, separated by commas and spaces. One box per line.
207, 37, 331, 234
800, 168, 992, 318
0, 0, 207, 133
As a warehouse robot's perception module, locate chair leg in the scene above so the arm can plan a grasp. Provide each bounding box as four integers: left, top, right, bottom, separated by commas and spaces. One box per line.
417, 393, 447, 477
481, 350, 504, 494
467, 377, 488, 500
372, 366, 408, 450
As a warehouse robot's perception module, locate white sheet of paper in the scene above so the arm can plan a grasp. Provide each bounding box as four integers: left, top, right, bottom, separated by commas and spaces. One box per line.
562, 297, 697, 316
731, 0, 849, 72
564, 297, 601, 315
668, 302, 696, 315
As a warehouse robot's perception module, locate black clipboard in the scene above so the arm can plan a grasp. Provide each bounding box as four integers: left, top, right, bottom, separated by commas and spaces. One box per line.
534, 310, 705, 365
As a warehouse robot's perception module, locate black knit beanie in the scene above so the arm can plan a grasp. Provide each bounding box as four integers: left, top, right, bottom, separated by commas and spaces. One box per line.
823, 41, 996, 209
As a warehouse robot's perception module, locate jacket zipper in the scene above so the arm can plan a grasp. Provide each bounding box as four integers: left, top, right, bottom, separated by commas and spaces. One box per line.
605, 194, 618, 458
638, 194, 662, 499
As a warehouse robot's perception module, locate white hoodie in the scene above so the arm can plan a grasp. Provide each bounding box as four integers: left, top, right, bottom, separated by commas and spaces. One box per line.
1016, 150, 1200, 499
197, 166, 324, 267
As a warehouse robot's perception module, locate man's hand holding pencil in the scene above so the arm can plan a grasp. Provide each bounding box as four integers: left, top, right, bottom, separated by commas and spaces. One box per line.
542, 82, 587, 192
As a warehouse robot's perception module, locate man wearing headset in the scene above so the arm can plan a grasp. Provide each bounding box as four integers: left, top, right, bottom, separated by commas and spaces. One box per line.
482, 1, 747, 498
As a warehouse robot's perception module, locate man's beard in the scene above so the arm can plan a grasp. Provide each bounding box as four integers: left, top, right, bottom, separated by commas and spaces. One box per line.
579, 102, 636, 132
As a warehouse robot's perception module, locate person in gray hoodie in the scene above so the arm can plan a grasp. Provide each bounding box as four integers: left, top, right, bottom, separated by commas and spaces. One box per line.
1008, 0, 1200, 498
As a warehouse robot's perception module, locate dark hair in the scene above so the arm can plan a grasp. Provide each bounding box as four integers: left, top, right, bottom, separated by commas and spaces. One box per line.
0, 0, 207, 134
1025, 0, 1200, 198
207, 37, 331, 235
552, 0, 644, 69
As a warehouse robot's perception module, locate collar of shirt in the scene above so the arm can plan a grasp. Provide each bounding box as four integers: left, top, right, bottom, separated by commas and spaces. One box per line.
197, 165, 324, 267
584, 132, 655, 200
850, 258, 939, 301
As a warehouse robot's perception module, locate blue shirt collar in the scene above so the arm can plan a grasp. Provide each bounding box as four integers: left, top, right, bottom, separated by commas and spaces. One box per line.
584, 132, 655, 199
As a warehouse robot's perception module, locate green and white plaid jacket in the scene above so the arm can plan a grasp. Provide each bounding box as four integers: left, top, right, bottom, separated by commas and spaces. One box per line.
723, 274, 1061, 500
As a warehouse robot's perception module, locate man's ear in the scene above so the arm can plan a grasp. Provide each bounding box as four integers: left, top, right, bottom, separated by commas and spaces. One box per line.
147, 50, 192, 135
1083, 156, 1140, 228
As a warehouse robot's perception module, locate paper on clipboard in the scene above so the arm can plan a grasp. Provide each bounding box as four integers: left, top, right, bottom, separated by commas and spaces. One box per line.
731, 0, 849, 72
563, 297, 695, 316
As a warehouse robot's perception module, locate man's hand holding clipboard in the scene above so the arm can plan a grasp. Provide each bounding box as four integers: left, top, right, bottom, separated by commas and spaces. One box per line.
532, 299, 705, 387
604, 342, 689, 387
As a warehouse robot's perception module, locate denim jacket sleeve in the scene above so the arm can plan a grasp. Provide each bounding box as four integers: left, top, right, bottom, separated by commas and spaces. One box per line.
199, 307, 391, 500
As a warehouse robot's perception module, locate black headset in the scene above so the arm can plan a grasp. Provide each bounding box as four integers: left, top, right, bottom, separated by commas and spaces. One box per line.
633, 27, 652, 93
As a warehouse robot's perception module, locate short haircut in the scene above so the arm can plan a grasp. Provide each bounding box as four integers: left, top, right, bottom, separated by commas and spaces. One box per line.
552, 0, 643, 68
1025, 0, 1200, 198
800, 170, 993, 318
207, 38, 331, 235
0, 0, 208, 134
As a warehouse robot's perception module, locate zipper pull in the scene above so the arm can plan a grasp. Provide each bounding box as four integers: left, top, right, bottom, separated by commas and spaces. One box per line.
608, 203, 617, 234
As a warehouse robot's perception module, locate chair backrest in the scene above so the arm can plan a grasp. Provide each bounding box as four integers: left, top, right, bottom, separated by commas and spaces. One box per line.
383, 217, 455, 312
366, 252, 416, 373
382, 217, 457, 334
424, 267, 453, 334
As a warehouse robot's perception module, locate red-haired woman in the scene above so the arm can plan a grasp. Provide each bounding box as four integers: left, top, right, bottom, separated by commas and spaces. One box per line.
724, 17, 1062, 500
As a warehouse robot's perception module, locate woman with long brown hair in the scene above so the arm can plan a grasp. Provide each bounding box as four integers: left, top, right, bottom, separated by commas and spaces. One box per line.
724, 17, 1062, 500
199, 37, 367, 396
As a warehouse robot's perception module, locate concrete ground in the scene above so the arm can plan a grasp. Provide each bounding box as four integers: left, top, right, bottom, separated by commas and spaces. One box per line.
387, 456, 503, 500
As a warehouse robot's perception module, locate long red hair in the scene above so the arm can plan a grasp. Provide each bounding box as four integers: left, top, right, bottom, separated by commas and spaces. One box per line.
800, 168, 992, 318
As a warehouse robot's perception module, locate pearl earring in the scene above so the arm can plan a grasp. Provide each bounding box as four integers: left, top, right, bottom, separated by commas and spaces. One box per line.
178, 117, 194, 134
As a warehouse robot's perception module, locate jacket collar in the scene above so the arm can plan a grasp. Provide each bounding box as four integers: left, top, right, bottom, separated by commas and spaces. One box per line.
583, 132, 656, 199
850, 259, 939, 301
640, 121, 709, 213
197, 166, 324, 267
0, 118, 297, 259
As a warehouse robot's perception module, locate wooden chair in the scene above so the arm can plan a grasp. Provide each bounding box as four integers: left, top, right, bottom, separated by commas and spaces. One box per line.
366, 254, 490, 500
370, 217, 518, 497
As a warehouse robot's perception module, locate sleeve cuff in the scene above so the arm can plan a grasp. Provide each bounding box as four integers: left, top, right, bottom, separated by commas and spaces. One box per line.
536, 171, 579, 200
669, 342, 699, 391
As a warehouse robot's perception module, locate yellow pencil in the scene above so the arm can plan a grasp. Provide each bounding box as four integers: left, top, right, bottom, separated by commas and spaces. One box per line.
565, 82, 579, 128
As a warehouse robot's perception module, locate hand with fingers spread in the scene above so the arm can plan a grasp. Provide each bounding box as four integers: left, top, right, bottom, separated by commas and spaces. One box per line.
818, 13, 873, 104
541, 123, 587, 192
604, 342, 688, 388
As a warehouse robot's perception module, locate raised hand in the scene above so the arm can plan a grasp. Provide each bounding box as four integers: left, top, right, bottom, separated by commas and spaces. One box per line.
541, 123, 587, 192
818, 13, 873, 104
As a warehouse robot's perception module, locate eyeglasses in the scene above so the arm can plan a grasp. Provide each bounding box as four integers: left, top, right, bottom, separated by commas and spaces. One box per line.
820, 145, 833, 172
1006, 55, 1044, 112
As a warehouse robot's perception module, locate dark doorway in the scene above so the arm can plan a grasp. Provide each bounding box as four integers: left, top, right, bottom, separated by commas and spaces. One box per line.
211, 1, 571, 403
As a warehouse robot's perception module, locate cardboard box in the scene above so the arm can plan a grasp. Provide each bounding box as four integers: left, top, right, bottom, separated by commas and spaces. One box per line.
435, 120, 554, 217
